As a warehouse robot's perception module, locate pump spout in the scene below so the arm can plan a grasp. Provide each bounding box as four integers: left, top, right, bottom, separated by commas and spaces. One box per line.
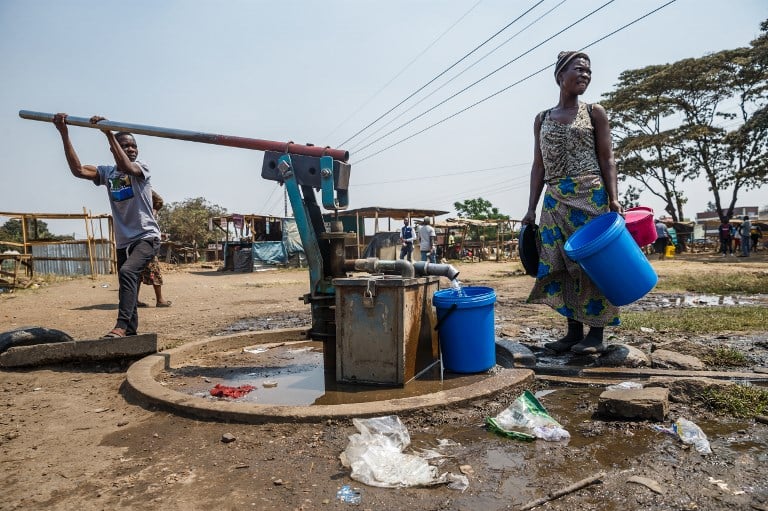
343, 258, 415, 279
413, 261, 460, 281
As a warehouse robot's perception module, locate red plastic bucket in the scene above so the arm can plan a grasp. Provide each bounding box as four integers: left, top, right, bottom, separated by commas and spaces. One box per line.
625, 206, 656, 247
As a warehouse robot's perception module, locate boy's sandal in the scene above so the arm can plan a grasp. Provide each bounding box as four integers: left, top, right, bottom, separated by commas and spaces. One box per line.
102, 329, 126, 339
137, 301, 149, 308
156, 301, 173, 308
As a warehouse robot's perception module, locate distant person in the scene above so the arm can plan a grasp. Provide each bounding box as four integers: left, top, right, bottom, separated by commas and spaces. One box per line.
654, 219, 669, 260
750, 224, 762, 252
138, 190, 172, 307
718, 218, 733, 256
399, 218, 415, 262
739, 215, 751, 257
447, 230, 456, 258
522, 51, 622, 355
733, 224, 742, 252
418, 217, 436, 263
53, 113, 160, 338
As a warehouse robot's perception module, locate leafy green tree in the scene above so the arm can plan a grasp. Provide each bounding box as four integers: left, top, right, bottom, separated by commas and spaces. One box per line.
453, 198, 507, 220
157, 197, 227, 248
668, 44, 767, 223
453, 198, 509, 242
602, 65, 688, 221
602, 20, 768, 222
0, 218, 61, 242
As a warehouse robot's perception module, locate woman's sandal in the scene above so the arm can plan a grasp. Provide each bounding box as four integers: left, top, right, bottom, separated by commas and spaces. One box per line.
102, 329, 126, 339
156, 301, 172, 308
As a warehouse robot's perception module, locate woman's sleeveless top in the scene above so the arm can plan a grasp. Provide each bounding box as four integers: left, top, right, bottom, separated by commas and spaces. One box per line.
540, 102, 600, 182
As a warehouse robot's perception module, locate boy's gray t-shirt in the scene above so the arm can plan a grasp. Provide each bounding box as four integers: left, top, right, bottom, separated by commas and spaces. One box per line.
94, 160, 160, 249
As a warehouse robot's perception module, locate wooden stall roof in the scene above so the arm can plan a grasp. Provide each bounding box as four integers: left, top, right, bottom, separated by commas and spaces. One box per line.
433, 217, 514, 228
332, 207, 449, 220
210, 213, 285, 222
1, 212, 111, 220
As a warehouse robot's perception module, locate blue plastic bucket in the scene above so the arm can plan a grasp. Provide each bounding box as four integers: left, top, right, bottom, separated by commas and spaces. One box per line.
433, 286, 496, 373
564, 212, 658, 306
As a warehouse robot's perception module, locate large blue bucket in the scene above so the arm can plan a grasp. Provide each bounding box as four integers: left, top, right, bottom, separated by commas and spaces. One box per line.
564, 212, 657, 306
433, 286, 496, 373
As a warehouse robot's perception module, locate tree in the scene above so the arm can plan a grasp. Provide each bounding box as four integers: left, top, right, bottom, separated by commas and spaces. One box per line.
601, 65, 689, 221
668, 44, 767, 223
602, 20, 768, 223
0, 218, 64, 242
453, 198, 507, 220
453, 197, 509, 242
157, 197, 227, 248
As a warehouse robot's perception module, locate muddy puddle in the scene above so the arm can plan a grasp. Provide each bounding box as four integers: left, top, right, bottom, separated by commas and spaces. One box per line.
160, 340, 492, 406
409, 387, 767, 510
628, 292, 768, 311
215, 310, 311, 334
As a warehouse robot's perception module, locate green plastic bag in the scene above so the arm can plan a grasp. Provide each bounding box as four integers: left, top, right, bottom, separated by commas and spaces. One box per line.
486, 390, 569, 441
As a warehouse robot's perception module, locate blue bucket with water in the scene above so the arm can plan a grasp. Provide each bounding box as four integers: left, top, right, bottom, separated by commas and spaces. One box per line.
433, 286, 496, 373
564, 212, 657, 306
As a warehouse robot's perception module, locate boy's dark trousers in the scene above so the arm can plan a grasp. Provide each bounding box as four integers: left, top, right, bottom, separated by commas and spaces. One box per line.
116, 238, 160, 334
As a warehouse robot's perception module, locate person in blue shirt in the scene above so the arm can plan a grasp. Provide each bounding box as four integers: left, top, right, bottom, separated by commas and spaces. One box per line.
654, 219, 669, 260
399, 218, 415, 262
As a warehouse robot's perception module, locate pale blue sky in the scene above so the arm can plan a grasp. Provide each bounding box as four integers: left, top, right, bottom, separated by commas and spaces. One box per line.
1, 0, 765, 237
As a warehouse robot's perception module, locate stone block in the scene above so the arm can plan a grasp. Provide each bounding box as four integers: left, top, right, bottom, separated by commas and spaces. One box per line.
0, 334, 157, 367
495, 338, 536, 368
597, 344, 651, 368
651, 349, 705, 370
73, 334, 157, 359
0, 342, 76, 367
598, 387, 669, 421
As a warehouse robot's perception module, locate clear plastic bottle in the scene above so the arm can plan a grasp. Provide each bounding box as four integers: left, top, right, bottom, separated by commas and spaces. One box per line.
674, 418, 712, 455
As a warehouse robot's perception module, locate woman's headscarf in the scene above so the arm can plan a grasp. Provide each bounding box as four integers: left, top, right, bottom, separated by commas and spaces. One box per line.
554, 51, 590, 84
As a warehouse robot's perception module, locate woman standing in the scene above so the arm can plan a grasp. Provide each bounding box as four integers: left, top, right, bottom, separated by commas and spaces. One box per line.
521, 51, 623, 354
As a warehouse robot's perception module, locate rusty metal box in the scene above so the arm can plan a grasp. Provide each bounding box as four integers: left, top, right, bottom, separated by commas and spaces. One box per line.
334, 275, 440, 385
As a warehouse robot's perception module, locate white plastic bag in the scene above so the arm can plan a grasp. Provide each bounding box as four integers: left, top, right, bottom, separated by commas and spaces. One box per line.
340, 416, 468, 489
606, 381, 644, 391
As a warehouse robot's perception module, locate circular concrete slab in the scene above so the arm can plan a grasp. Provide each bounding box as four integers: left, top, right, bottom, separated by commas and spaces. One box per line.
125, 327, 533, 423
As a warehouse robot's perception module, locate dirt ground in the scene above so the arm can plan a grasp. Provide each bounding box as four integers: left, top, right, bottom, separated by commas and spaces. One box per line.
1, 253, 768, 511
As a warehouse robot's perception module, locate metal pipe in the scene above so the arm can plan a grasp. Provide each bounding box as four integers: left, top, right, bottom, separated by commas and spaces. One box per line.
377, 259, 415, 279
343, 258, 415, 279
413, 261, 460, 281
19, 110, 349, 162
344, 257, 378, 274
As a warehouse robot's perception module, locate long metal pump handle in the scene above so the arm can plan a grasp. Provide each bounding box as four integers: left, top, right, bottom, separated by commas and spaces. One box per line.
19, 110, 349, 162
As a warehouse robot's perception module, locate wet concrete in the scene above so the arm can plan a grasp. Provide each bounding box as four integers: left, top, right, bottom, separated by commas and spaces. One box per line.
125, 328, 533, 422
162, 340, 490, 406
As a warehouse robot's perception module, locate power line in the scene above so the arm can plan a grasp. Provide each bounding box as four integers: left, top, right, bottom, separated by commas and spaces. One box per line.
337, 0, 547, 148
354, 162, 530, 187
321, 0, 484, 142
260, 183, 282, 216
347, 0, 568, 153
352, 0, 617, 157
353, 0, 677, 165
